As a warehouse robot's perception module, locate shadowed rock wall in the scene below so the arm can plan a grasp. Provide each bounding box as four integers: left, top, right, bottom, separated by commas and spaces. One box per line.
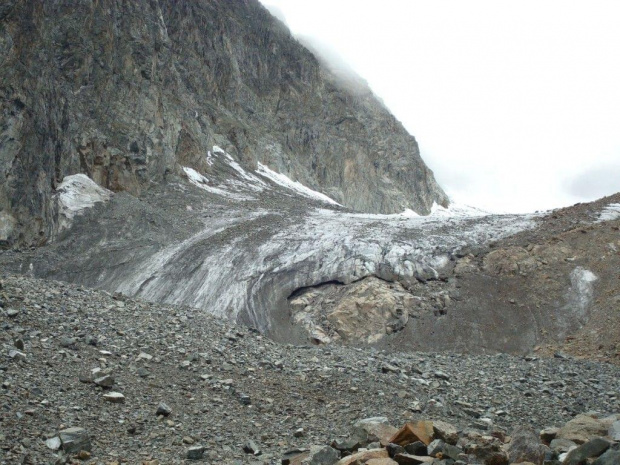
0, 0, 447, 245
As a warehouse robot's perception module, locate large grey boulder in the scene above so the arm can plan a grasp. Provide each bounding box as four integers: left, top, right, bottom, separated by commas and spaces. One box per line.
563, 437, 611, 465
507, 427, 549, 465
58, 427, 91, 454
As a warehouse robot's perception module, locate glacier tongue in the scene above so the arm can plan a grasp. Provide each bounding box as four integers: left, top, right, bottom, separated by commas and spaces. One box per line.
25, 177, 618, 355
109, 195, 537, 336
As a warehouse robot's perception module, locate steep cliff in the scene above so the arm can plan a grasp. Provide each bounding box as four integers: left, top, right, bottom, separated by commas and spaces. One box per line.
0, 0, 447, 246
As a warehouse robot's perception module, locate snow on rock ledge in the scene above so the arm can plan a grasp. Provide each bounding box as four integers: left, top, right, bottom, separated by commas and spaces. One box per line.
54, 174, 112, 234
597, 203, 620, 222
257, 162, 341, 206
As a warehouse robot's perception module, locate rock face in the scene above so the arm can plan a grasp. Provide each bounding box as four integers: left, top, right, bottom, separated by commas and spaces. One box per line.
0, 0, 447, 246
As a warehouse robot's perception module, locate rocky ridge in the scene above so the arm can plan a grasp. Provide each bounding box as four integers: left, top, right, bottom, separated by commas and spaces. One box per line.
1, 274, 619, 464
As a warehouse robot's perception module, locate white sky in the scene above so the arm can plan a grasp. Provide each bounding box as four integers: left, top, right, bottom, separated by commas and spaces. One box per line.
259, 0, 620, 213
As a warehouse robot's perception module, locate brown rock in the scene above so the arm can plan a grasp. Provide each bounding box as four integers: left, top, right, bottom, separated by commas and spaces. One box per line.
483, 247, 537, 275
507, 427, 548, 465
557, 414, 612, 444
336, 449, 389, 465
366, 459, 398, 465
290, 277, 412, 344
433, 420, 459, 445
539, 427, 558, 444
389, 421, 434, 446
468, 440, 509, 465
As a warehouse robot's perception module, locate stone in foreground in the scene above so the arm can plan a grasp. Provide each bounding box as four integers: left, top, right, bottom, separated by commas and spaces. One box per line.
389, 421, 434, 446
156, 402, 172, 417
103, 392, 125, 403
187, 446, 206, 460
59, 427, 91, 454
336, 448, 389, 465
563, 437, 611, 465
353, 417, 398, 447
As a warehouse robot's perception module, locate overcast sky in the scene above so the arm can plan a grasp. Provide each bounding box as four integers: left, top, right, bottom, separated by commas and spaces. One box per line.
259, 0, 620, 213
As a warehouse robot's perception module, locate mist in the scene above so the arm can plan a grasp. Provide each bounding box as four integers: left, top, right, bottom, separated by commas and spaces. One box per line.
565, 163, 620, 200
260, 0, 620, 213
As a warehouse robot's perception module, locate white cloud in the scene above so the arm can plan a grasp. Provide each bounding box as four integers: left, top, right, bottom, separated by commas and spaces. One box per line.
260, 0, 620, 213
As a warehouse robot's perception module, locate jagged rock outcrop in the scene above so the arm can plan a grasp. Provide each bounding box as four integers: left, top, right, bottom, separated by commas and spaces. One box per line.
0, 0, 447, 246
289, 277, 413, 344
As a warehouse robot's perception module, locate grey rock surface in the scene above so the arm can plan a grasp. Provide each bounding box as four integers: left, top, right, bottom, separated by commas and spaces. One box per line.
506, 427, 548, 465
58, 427, 91, 454
0, 0, 447, 246
0, 274, 618, 463
593, 449, 620, 465
608, 420, 620, 441
563, 437, 611, 465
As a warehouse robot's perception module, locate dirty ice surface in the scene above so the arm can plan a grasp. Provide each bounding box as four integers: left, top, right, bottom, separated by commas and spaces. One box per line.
598, 203, 620, 222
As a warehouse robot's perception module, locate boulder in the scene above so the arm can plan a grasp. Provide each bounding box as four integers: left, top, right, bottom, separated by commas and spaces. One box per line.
302, 445, 339, 465
103, 392, 125, 403
549, 438, 577, 454
389, 421, 434, 446
282, 449, 310, 465
291, 278, 412, 345
539, 427, 558, 444
366, 459, 398, 465
404, 442, 427, 456
593, 449, 620, 465
156, 402, 172, 417
392, 454, 433, 464
335, 448, 389, 465
353, 417, 398, 446
557, 414, 611, 444
562, 437, 611, 465
94, 375, 115, 388
433, 420, 459, 445
507, 426, 548, 465
59, 427, 91, 454
467, 441, 509, 465
187, 446, 205, 460
243, 439, 261, 456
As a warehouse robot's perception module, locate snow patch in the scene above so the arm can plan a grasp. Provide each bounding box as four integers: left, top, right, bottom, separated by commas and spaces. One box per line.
256, 163, 341, 205
182, 166, 251, 200
0, 212, 16, 242
597, 203, 620, 222
401, 209, 420, 217
185, 147, 270, 199
223, 152, 267, 190
430, 201, 491, 218
566, 267, 598, 322
55, 174, 112, 232
184, 166, 209, 185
